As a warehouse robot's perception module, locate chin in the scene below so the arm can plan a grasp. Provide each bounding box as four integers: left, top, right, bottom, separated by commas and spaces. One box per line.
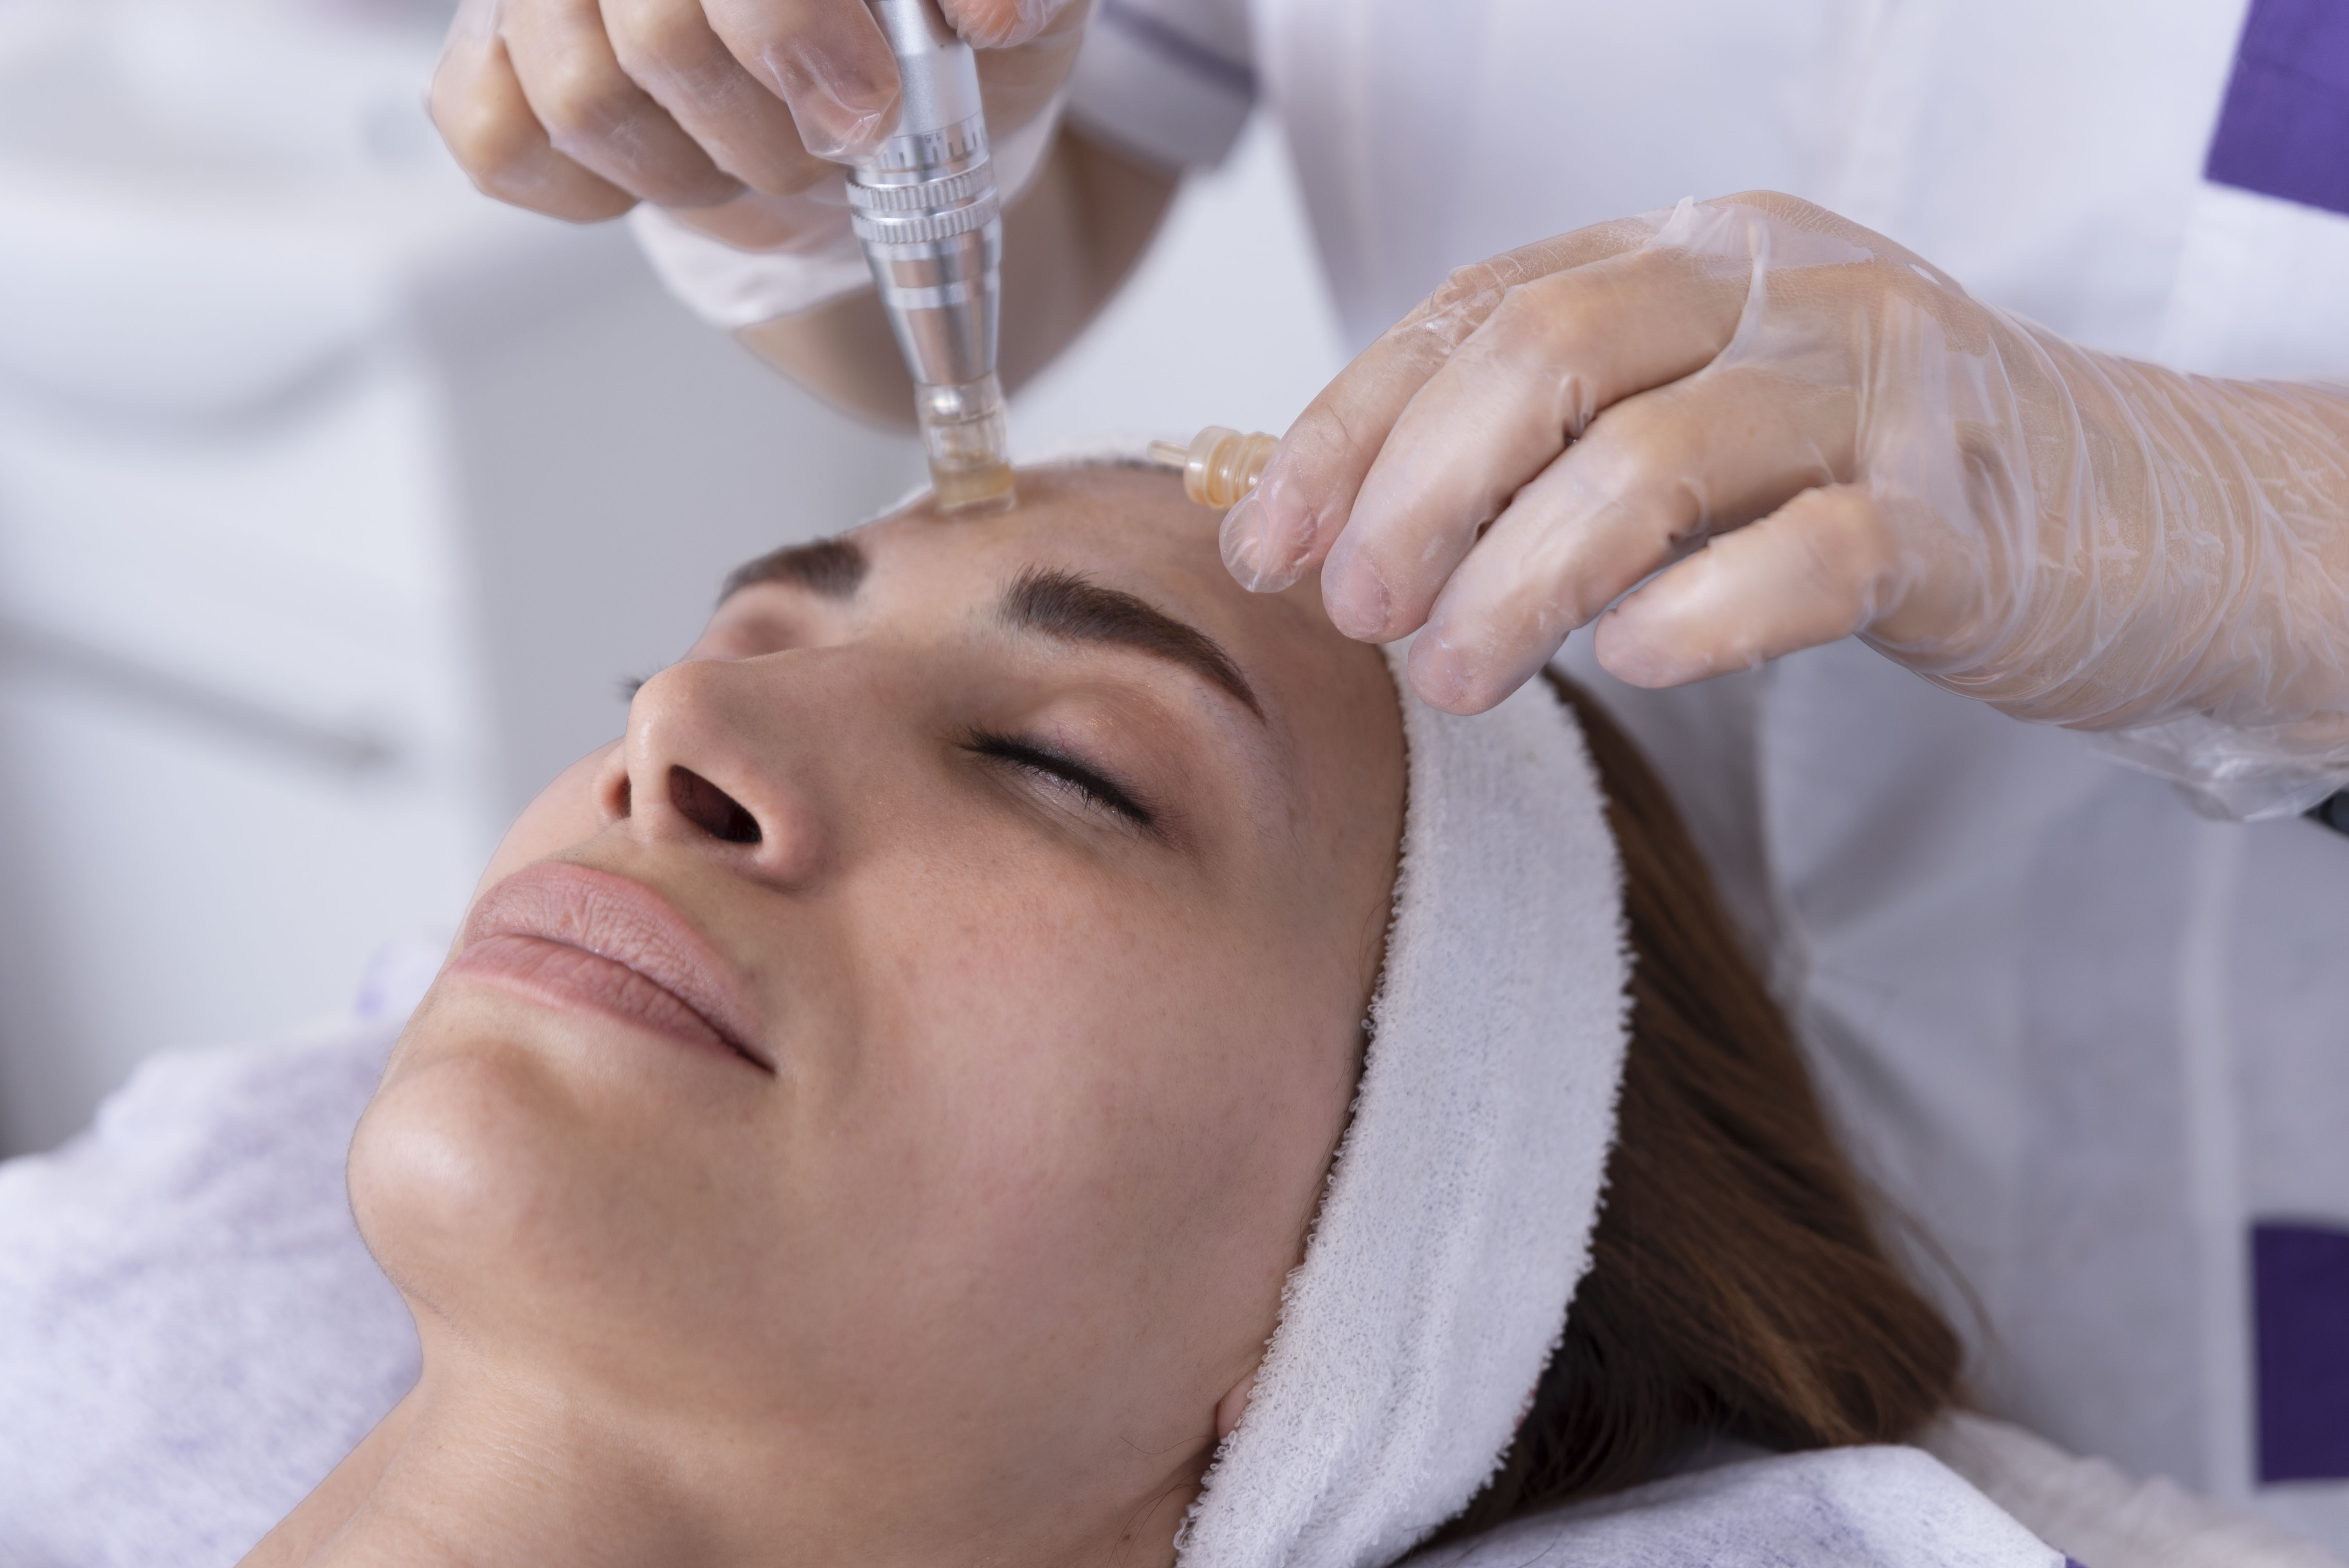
350, 1030, 573, 1298
351, 994, 787, 1388
358, 987, 705, 1336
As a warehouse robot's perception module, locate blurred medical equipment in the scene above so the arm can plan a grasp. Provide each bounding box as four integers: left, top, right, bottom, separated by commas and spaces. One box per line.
852, 0, 1014, 511
1148, 424, 1276, 508
0, 0, 917, 1156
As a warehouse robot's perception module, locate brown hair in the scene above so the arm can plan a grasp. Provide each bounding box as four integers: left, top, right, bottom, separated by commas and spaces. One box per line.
1437, 673, 1961, 1538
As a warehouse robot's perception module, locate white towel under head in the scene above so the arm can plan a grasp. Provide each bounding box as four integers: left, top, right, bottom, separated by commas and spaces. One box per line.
1176, 646, 1634, 1568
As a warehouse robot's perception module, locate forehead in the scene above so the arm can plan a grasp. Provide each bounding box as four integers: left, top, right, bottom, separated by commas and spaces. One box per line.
857, 467, 1236, 601
844, 467, 1365, 715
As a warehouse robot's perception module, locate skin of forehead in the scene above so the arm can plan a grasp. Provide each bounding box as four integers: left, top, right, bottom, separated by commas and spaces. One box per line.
850, 467, 1343, 702
863, 469, 1232, 587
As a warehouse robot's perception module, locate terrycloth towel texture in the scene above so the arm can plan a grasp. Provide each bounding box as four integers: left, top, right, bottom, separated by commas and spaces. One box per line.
1175, 651, 1635, 1568
0, 942, 431, 1568
1923, 1412, 2348, 1568
1411, 1444, 2064, 1568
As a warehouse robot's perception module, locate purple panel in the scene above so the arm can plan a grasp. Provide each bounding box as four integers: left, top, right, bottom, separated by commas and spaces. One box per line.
2254, 1221, 2349, 1483
2204, 0, 2349, 217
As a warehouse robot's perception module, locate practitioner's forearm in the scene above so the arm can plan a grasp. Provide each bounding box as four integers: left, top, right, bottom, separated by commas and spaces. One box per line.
738, 127, 1180, 431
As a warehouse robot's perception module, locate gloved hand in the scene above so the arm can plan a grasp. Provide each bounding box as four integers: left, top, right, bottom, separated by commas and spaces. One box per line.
1222, 192, 2349, 817
429, 0, 1085, 249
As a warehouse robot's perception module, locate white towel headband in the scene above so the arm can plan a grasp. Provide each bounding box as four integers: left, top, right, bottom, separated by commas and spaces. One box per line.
1176, 645, 1633, 1568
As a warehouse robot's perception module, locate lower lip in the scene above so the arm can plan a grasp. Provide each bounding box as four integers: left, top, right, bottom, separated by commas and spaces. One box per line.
447, 934, 749, 1067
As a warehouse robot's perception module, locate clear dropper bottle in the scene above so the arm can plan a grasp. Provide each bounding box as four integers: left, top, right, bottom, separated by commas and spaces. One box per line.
1148, 427, 1279, 508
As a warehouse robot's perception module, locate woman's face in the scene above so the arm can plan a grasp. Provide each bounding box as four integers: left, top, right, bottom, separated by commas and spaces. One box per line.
350, 467, 1405, 1550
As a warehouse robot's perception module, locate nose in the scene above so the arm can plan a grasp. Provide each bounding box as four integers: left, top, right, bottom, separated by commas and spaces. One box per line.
597, 656, 832, 886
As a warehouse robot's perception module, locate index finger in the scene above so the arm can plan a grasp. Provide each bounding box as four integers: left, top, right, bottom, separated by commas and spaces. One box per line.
1219, 217, 1654, 593
703, 0, 902, 160
432, 0, 639, 220
1321, 241, 1750, 643
604, 0, 839, 194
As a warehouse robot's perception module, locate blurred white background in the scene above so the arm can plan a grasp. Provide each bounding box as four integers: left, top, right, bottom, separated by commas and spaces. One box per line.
0, 0, 1344, 1154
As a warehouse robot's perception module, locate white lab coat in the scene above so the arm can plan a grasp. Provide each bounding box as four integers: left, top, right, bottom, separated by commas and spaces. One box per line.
1066, 0, 2349, 1550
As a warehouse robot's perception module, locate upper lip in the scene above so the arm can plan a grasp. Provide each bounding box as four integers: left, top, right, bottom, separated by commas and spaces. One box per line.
457, 861, 772, 1071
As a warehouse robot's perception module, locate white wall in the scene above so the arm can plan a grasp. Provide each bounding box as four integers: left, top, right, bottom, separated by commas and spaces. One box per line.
0, 0, 925, 1153
1011, 114, 1348, 451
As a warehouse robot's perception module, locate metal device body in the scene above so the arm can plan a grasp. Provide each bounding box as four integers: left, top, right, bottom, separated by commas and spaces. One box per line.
850, 0, 1013, 510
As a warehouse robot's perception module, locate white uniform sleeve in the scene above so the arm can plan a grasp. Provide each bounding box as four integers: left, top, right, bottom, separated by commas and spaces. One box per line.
628, 196, 873, 333
1064, 0, 1258, 171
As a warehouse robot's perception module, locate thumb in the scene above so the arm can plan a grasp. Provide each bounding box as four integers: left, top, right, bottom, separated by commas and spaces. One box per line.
941, 0, 1085, 50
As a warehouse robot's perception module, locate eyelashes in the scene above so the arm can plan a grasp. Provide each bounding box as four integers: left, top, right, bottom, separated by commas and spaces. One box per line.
962, 730, 1157, 830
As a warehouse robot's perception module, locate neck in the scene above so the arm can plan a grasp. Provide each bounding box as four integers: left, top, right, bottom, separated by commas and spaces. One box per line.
249, 1368, 741, 1568
243, 1358, 1203, 1568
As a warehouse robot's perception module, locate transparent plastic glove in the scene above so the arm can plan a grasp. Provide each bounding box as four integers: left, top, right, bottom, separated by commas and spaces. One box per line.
428, 0, 1086, 228
1223, 192, 2349, 818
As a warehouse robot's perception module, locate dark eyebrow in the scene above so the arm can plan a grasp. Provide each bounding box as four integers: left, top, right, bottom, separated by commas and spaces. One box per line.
720, 536, 869, 604
1001, 568, 1264, 722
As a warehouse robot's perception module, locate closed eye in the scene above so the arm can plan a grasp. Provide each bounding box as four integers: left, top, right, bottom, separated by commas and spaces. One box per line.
962, 731, 1156, 830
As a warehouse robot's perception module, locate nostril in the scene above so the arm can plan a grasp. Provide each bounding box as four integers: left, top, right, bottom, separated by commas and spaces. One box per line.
668, 766, 762, 845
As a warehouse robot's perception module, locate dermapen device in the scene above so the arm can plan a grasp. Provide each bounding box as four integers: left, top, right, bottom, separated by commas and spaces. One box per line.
850, 0, 1014, 512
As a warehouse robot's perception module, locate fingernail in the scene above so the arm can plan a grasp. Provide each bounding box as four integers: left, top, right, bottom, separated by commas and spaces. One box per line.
1220, 500, 1271, 587
1408, 632, 1472, 711
1221, 497, 1281, 591
1219, 484, 1313, 593
950, 0, 1071, 48
1323, 556, 1390, 641
450, 0, 496, 43
764, 43, 899, 160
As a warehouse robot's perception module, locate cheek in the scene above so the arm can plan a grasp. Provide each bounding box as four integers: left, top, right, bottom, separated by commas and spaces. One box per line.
850, 866, 1360, 1395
